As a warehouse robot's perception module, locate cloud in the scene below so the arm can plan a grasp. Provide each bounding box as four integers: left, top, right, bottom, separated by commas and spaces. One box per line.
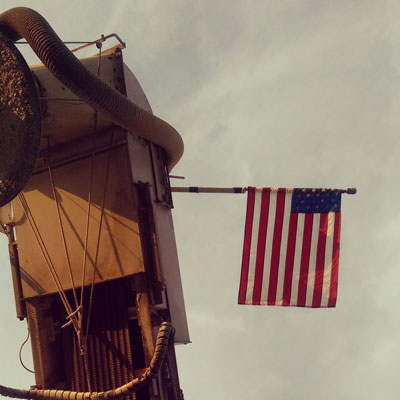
0, 1, 399, 399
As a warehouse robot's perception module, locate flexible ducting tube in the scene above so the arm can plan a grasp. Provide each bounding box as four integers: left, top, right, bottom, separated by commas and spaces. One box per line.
0, 7, 184, 173
0, 322, 172, 399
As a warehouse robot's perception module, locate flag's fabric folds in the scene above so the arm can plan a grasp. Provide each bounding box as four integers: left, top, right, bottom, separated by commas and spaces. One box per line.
238, 187, 341, 308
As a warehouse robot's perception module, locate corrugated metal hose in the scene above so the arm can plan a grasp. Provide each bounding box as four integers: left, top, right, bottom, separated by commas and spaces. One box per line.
0, 322, 172, 399
0, 6, 183, 206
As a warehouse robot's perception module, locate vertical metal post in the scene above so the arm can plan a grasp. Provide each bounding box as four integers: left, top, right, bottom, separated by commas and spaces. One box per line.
5, 223, 26, 319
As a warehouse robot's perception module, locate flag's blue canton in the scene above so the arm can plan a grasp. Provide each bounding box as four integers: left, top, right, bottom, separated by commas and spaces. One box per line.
291, 189, 341, 213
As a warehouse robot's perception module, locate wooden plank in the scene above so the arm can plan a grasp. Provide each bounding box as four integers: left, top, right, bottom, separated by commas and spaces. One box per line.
134, 273, 155, 366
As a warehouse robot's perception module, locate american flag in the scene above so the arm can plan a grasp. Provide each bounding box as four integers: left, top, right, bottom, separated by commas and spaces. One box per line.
238, 187, 341, 308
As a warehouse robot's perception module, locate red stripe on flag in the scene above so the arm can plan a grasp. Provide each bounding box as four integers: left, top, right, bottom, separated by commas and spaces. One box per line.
238, 188, 256, 304
328, 212, 341, 307
252, 189, 271, 305
297, 213, 314, 307
282, 213, 298, 306
312, 213, 328, 307
267, 189, 286, 305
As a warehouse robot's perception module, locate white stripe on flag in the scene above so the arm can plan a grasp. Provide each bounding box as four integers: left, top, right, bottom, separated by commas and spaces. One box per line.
260, 191, 277, 303
320, 212, 335, 307
275, 190, 293, 305
305, 213, 320, 307
290, 213, 305, 306
245, 192, 262, 304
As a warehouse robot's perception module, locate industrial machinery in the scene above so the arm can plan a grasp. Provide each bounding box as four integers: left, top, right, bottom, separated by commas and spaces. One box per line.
0, 7, 188, 400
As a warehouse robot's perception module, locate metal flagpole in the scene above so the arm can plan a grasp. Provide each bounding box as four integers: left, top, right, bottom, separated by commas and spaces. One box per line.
171, 186, 246, 193
170, 186, 357, 194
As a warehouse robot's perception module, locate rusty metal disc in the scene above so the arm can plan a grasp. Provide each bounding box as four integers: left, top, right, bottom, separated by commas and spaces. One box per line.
0, 32, 41, 207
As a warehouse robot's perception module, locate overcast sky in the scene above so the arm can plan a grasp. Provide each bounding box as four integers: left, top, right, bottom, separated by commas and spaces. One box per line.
0, 1, 399, 399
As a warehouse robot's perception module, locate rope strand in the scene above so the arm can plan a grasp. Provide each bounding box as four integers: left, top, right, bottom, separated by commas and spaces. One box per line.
17, 193, 74, 319
17, 194, 84, 366
84, 129, 115, 341
18, 328, 34, 374
47, 164, 79, 310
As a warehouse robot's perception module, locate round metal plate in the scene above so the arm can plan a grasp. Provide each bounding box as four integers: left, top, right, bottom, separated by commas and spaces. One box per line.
0, 32, 41, 207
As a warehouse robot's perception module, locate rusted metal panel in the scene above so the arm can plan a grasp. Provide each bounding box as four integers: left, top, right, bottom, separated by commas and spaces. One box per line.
26, 296, 66, 389
126, 134, 190, 344
122, 55, 191, 344
31, 53, 122, 150
13, 143, 145, 298
127, 133, 190, 343
136, 182, 163, 305
124, 113, 189, 344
